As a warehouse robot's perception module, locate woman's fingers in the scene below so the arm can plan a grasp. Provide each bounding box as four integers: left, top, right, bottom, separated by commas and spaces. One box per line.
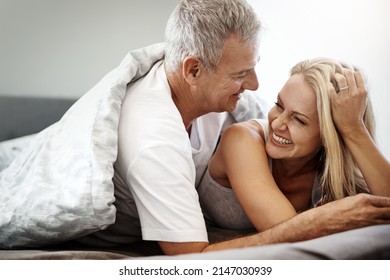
329, 67, 368, 135
334, 72, 348, 93
334, 68, 366, 95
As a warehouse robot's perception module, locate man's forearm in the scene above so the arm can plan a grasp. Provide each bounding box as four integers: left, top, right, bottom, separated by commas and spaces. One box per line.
203, 206, 322, 252
161, 194, 390, 255
204, 193, 390, 253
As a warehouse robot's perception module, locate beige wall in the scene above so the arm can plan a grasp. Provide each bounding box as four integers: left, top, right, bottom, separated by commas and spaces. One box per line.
0, 0, 178, 99
1, 0, 389, 159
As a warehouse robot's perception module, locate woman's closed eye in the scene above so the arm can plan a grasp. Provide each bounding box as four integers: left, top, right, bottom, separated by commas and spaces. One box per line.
294, 116, 306, 125
275, 101, 307, 126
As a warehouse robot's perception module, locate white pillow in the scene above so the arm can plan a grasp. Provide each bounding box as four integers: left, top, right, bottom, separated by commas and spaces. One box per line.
0, 83, 119, 248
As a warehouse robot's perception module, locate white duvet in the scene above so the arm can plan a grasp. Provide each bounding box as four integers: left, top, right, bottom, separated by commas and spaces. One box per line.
0, 43, 165, 248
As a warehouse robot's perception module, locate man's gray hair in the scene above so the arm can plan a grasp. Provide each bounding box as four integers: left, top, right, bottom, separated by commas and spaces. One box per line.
164, 0, 262, 72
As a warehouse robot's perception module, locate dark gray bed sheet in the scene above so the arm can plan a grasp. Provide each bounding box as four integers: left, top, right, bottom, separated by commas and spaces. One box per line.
146, 225, 390, 260
1, 225, 389, 260
0, 240, 163, 260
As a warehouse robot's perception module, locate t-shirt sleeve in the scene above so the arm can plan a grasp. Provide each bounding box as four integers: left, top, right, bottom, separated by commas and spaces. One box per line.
126, 145, 208, 242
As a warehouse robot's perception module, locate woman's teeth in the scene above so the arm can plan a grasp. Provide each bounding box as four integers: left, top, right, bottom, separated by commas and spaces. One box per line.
273, 133, 292, 145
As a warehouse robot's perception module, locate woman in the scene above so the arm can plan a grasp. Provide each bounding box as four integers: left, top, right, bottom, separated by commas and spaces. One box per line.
198, 58, 390, 232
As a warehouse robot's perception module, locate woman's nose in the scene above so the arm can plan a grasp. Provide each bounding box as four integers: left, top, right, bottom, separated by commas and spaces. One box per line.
272, 114, 288, 131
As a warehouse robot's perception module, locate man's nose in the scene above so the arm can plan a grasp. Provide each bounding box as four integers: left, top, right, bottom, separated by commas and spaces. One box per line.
243, 70, 259, 91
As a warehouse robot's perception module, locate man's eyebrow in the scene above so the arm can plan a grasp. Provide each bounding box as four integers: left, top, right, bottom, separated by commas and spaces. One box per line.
232, 68, 252, 75
232, 56, 260, 75
232, 66, 256, 76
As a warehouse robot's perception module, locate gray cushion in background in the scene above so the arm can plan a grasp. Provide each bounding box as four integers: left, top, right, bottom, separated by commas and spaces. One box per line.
0, 95, 76, 141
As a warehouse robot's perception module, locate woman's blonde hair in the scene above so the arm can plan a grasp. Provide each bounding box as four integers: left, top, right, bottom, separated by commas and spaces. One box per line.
290, 58, 376, 203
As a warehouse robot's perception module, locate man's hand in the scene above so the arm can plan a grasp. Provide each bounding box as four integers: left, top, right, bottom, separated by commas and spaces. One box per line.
158, 193, 390, 255
312, 193, 390, 232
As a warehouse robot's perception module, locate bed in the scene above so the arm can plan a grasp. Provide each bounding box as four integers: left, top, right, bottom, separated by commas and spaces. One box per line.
0, 94, 389, 260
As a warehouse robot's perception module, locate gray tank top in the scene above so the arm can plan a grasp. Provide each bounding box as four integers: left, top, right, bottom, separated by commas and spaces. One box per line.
197, 119, 322, 230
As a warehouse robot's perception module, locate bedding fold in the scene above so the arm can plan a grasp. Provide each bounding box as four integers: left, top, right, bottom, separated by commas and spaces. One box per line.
0, 43, 165, 248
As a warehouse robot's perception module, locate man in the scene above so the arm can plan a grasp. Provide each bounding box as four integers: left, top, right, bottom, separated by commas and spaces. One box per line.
79, 0, 390, 256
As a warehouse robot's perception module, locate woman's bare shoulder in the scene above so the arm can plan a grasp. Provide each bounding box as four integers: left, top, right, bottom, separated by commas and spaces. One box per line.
222, 120, 266, 142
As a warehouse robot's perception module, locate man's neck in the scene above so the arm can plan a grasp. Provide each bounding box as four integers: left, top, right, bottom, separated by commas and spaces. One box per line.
166, 67, 201, 131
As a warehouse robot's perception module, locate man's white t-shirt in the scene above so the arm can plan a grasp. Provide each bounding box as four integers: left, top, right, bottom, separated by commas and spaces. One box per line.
89, 61, 234, 245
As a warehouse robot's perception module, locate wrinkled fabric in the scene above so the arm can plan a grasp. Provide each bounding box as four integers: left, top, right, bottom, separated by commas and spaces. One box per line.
0, 43, 165, 248
0, 134, 37, 172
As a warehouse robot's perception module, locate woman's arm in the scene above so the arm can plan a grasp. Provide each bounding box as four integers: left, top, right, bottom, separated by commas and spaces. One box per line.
330, 69, 390, 197
208, 121, 297, 232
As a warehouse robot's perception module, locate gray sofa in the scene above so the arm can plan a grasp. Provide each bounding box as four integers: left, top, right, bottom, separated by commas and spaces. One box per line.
0, 95, 389, 260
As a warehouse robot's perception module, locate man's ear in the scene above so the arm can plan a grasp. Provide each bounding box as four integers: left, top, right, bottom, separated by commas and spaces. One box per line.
182, 56, 202, 84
